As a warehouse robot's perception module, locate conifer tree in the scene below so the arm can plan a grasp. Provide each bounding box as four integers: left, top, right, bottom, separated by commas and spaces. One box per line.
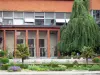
58, 0, 100, 53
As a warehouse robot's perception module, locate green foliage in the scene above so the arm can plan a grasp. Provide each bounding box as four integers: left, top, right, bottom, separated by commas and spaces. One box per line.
58, 0, 100, 53
0, 50, 5, 57
0, 57, 9, 64
73, 60, 78, 65
8, 52, 13, 59
28, 65, 49, 71
89, 65, 100, 71
0, 63, 28, 70
16, 44, 30, 63
81, 46, 95, 64
92, 57, 100, 63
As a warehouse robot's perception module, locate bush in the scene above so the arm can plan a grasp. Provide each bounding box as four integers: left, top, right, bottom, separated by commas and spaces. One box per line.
89, 65, 100, 71
8, 66, 21, 72
92, 57, 100, 63
28, 65, 48, 71
73, 60, 78, 65
1, 58, 9, 64
0, 50, 5, 57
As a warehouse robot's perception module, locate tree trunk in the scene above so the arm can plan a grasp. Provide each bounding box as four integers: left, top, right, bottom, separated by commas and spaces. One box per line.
22, 58, 24, 64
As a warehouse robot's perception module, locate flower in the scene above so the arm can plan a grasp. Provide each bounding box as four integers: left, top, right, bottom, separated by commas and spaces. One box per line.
8, 66, 21, 72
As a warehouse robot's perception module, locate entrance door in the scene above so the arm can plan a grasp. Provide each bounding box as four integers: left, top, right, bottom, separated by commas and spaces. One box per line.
39, 39, 46, 57
28, 39, 35, 57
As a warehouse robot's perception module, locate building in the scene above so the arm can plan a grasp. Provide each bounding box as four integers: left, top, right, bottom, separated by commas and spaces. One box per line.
0, 0, 99, 58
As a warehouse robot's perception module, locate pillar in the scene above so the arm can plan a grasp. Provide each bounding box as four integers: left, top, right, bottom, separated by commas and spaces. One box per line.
47, 30, 50, 58
3, 30, 6, 51
36, 30, 39, 57
57, 30, 60, 57
14, 30, 17, 58
25, 30, 28, 46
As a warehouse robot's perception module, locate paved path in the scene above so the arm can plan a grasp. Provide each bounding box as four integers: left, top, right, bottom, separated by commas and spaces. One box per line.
0, 71, 100, 75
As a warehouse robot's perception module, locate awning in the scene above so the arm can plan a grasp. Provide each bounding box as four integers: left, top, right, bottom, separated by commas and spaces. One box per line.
24, 18, 35, 22
56, 19, 70, 23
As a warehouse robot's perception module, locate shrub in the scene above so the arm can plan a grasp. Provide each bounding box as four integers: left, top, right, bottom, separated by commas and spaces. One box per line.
8, 66, 21, 72
73, 60, 78, 65
28, 65, 48, 71
1, 58, 9, 64
8, 52, 13, 59
92, 57, 100, 63
89, 65, 100, 71
0, 50, 5, 57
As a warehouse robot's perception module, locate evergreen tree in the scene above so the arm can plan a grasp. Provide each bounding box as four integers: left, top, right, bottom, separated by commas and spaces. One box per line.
58, 0, 100, 53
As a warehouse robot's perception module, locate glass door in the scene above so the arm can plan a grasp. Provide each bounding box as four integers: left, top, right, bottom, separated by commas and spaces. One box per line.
39, 39, 46, 57
28, 39, 35, 57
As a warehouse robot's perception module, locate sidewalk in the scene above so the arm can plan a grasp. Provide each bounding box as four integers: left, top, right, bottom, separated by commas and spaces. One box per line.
0, 71, 100, 75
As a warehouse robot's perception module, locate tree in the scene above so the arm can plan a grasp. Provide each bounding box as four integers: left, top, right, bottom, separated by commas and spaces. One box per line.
81, 46, 95, 64
58, 0, 100, 53
15, 44, 30, 63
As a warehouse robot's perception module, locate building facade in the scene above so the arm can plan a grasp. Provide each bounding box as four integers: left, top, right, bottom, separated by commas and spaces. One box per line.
0, 0, 99, 58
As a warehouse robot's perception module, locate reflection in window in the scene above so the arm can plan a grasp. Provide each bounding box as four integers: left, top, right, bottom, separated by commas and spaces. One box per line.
3, 12, 13, 18
35, 19, 44, 25
17, 39, 23, 44
56, 13, 64, 19
14, 19, 23, 25
14, 12, 23, 18
3, 19, 13, 25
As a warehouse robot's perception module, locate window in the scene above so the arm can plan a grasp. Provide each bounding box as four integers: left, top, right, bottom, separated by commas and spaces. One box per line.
14, 19, 23, 25
66, 13, 71, 19
35, 19, 44, 25
35, 12, 44, 18
0, 12, 2, 17
24, 12, 34, 18
45, 19, 55, 25
17, 39, 23, 44
56, 13, 64, 19
45, 13, 54, 19
3, 19, 13, 25
3, 12, 13, 18
14, 12, 23, 18
39, 39, 44, 47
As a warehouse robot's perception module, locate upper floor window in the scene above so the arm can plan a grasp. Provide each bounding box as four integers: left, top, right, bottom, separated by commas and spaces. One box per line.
3, 12, 13, 18
0, 11, 71, 25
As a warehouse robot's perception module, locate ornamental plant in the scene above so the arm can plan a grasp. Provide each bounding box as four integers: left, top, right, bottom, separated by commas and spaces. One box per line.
8, 66, 21, 72
15, 44, 30, 63
58, 0, 100, 53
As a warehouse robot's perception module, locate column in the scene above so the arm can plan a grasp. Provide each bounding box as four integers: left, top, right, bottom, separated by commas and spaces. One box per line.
47, 30, 50, 58
57, 30, 60, 57
25, 30, 28, 46
3, 30, 6, 51
36, 30, 39, 57
14, 30, 17, 58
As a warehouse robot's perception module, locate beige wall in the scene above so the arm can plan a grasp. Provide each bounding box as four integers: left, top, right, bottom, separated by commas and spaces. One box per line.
50, 33, 57, 57
6, 31, 14, 53
5, 31, 57, 57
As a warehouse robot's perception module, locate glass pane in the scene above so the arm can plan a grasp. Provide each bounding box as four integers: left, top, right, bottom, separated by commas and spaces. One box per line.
14, 12, 23, 18
3, 12, 13, 18
14, 19, 23, 25
3, 19, 13, 25
56, 13, 64, 19
45, 13, 54, 19
17, 39, 23, 44
45, 19, 55, 25
66, 13, 71, 19
24, 22, 34, 25
28, 39, 34, 47
0, 12, 2, 17
35, 19, 44, 25
24, 12, 34, 18
35, 12, 44, 18
39, 39, 44, 47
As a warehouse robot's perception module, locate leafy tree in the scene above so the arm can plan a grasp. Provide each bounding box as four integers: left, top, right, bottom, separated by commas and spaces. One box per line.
15, 44, 30, 63
58, 0, 100, 53
81, 46, 95, 64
